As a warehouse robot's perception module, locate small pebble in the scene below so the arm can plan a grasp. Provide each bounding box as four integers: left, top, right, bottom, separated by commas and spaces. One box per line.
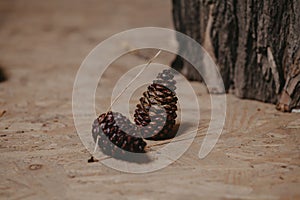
88, 156, 98, 163
29, 164, 43, 170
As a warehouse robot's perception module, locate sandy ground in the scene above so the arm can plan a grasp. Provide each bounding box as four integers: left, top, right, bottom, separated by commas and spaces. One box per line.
0, 1, 300, 199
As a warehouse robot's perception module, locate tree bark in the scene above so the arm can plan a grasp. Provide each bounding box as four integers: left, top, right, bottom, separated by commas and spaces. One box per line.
171, 0, 300, 111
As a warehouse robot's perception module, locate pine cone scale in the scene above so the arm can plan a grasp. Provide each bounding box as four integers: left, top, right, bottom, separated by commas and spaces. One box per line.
92, 111, 147, 155
134, 69, 178, 140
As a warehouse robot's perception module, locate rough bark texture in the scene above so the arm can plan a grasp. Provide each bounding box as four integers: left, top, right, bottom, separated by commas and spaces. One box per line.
172, 0, 300, 111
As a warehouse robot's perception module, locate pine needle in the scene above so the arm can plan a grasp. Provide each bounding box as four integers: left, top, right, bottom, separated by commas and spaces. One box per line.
106, 49, 162, 113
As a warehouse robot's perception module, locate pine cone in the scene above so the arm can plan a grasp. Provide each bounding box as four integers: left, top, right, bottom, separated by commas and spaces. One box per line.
92, 111, 147, 156
134, 69, 178, 140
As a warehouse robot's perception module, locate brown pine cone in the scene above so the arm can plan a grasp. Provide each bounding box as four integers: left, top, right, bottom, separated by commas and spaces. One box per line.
92, 111, 147, 156
134, 69, 178, 140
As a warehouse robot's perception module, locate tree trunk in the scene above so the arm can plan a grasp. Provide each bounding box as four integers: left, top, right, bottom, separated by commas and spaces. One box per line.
171, 0, 300, 112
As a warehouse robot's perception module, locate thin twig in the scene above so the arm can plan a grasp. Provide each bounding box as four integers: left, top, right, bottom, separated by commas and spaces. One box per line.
106, 49, 162, 113
92, 135, 100, 155
146, 127, 208, 150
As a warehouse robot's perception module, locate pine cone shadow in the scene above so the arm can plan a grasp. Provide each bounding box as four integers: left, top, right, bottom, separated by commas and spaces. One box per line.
92, 132, 152, 164
145, 122, 192, 141
94, 142, 152, 163
94, 137, 151, 163
104, 151, 152, 163
0, 67, 7, 82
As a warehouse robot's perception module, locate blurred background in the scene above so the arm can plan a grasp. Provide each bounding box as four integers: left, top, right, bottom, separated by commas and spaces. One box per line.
0, 0, 172, 78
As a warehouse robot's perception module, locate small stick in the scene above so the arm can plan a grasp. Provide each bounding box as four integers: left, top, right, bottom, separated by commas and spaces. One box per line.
89, 135, 111, 162
106, 49, 162, 113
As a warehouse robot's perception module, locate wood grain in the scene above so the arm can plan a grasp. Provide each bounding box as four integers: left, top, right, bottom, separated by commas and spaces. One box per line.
0, 1, 299, 199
